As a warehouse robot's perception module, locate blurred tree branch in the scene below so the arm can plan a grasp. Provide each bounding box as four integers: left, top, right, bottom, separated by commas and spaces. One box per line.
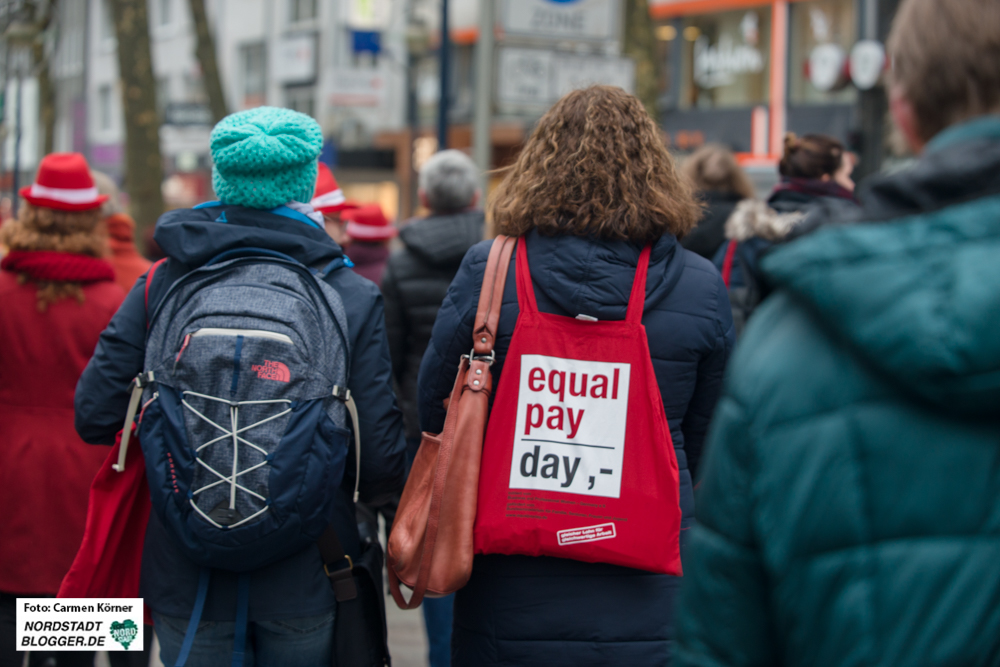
188, 0, 227, 124
623, 0, 661, 121
108, 0, 165, 229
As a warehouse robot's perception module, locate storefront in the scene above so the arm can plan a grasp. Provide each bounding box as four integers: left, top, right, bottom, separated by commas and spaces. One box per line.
651, 0, 878, 163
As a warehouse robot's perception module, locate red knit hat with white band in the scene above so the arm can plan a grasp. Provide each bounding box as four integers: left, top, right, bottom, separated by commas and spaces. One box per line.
20, 153, 109, 212
342, 204, 398, 241
311, 163, 359, 214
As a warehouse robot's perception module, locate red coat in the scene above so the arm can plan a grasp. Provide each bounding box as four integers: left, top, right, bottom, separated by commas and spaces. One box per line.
0, 269, 125, 594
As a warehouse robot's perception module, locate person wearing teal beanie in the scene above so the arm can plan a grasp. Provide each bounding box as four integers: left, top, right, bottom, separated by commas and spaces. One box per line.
76, 106, 407, 666
210, 106, 323, 210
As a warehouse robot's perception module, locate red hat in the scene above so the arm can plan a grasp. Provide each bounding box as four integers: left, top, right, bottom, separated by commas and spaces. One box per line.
343, 204, 398, 241
20, 153, 109, 211
310, 164, 355, 214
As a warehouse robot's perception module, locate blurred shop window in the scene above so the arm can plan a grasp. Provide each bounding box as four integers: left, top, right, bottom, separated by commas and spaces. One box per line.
241, 43, 267, 108
100, 0, 116, 45
158, 0, 172, 27
788, 0, 857, 104
678, 8, 772, 110
290, 0, 318, 23
98, 85, 113, 131
286, 86, 317, 119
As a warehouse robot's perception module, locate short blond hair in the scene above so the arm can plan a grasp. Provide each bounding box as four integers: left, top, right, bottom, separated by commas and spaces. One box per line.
888, 0, 1000, 142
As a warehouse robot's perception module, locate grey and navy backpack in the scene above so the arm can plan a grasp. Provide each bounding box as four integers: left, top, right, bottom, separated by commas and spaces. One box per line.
116, 246, 360, 574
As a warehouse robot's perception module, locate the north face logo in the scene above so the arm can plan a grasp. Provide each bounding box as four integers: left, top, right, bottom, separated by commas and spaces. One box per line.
252, 360, 290, 382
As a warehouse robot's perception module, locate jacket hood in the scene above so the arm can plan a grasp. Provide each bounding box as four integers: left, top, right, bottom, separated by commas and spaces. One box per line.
523, 230, 685, 321
725, 200, 805, 242
762, 116, 1000, 416
154, 203, 343, 268
399, 210, 484, 267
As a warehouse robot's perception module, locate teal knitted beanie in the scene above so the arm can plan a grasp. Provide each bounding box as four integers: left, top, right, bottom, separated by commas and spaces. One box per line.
210, 107, 323, 210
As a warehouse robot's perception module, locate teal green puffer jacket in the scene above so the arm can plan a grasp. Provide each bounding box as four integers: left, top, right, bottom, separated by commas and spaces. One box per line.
675, 115, 1000, 666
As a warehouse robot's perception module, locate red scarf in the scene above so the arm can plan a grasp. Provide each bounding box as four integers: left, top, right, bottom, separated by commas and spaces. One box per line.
1, 250, 116, 283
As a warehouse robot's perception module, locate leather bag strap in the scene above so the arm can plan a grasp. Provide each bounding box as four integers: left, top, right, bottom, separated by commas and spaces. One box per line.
388, 235, 515, 609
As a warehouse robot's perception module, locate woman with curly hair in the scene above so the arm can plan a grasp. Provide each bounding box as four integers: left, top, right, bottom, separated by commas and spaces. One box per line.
417, 86, 735, 666
0, 153, 124, 667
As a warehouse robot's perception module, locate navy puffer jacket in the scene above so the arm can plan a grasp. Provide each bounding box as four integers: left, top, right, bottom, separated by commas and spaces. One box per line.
418, 230, 734, 666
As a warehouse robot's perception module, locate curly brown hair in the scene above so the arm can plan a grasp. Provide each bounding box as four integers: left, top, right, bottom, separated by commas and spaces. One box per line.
490, 86, 701, 244
0, 202, 106, 310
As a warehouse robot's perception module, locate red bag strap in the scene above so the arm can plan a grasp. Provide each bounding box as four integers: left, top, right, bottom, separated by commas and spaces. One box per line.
144, 258, 167, 325
625, 245, 652, 325
514, 238, 539, 315
721, 239, 738, 288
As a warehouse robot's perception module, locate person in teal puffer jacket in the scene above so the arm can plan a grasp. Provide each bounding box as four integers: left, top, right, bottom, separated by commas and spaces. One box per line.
675, 0, 1000, 664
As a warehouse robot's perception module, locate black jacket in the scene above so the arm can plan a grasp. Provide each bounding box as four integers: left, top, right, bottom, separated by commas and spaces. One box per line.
75, 204, 406, 621
381, 209, 484, 440
681, 190, 744, 259
419, 231, 734, 665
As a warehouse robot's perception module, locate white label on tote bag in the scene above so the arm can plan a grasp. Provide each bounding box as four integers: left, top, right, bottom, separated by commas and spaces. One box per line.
509, 354, 630, 498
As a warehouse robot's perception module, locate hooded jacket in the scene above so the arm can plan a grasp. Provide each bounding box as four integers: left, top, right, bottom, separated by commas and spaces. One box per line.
382, 209, 484, 440
675, 115, 1000, 665
75, 204, 406, 621
419, 230, 734, 666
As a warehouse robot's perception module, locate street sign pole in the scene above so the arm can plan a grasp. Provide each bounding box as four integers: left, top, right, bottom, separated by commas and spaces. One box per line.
473, 0, 495, 193
437, 0, 450, 150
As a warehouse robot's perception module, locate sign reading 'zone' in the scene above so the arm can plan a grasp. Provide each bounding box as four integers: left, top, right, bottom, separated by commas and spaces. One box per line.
509, 354, 630, 498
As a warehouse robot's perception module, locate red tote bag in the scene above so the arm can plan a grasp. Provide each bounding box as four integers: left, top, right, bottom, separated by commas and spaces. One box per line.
473, 242, 683, 575
58, 429, 152, 625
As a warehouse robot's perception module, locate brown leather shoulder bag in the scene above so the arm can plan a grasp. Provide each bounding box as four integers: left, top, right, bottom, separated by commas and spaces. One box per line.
387, 234, 516, 609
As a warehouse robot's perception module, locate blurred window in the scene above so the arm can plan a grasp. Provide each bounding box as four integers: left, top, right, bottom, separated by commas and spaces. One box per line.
788, 0, 857, 105
241, 43, 267, 108
158, 0, 172, 26
100, 0, 116, 42
285, 86, 316, 119
98, 85, 113, 131
677, 8, 772, 110
290, 0, 318, 23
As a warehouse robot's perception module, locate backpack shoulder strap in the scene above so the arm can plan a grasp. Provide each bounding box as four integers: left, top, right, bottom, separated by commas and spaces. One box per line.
145, 258, 168, 324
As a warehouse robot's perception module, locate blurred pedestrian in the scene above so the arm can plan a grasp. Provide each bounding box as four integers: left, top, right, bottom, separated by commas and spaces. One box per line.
675, 0, 1000, 664
92, 170, 152, 292
418, 86, 733, 666
382, 149, 484, 667
713, 133, 858, 334
680, 144, 755, 259
342, 204, 397, 285
76, 107, 406, 666
0, 153, 124, 667
311, 163, 358, 247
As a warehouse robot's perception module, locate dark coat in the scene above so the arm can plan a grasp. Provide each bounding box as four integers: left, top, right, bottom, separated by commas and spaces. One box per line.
680, 190, 744, 259
75, 204, 406, 621
676, 116, 1000, 665
0, 269, 124, 595
418, 230, 734, 666
348, 241, 391, 285
382, 209, 484, 440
